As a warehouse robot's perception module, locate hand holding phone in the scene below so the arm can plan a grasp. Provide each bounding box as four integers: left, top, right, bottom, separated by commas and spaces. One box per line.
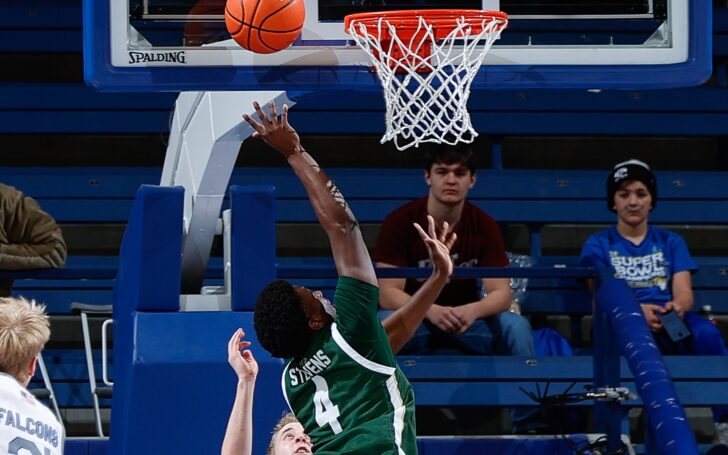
657, 310, 691, 342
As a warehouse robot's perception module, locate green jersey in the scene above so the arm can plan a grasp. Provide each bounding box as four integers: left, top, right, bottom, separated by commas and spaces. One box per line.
282, 276, 417, 454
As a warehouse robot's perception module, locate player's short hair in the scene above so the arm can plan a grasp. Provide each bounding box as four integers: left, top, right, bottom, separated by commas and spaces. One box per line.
267, 412, 300, 454
0, 297, 50, 383
253, 280, 313, 359
424, 142, 476, 174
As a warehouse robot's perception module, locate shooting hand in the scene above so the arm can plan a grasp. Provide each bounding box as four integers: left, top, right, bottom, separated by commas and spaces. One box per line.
243, 101, 303, 159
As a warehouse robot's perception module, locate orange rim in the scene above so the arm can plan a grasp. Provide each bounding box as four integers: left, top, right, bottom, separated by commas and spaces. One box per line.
344, 9, 508, 37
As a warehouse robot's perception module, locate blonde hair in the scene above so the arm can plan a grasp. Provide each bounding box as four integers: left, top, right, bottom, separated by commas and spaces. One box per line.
0, 297, 50, 384
267, 412, 300, 454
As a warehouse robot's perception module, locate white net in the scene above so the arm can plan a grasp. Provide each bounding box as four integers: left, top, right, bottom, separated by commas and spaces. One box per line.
347, 13, 507, 151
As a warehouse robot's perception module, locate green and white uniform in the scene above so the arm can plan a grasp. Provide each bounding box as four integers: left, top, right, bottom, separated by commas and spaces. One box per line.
282, 276, 417, 454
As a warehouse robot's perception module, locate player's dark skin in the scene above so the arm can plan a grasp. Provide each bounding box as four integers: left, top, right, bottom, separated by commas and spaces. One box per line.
221, 100, 456, 455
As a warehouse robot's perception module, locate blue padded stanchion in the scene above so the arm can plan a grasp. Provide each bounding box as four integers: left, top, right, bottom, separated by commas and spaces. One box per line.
113, 185, 184, 316
595, 271, 699, 455
110, 184, 287, 455
230, 185, 276, 311
111, 185, 184, 452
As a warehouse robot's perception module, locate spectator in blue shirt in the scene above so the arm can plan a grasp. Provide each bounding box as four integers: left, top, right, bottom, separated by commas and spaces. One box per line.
580, 159, 728, 441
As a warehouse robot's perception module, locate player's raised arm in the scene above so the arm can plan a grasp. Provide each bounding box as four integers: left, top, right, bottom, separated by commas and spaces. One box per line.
383, 215, 456, 353
221, 329, 258, 455
244, 101, 376, 285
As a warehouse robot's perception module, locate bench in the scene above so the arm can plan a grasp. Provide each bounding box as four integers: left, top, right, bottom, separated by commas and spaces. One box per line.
261, 166, 728, 340
4, 164, 727, 320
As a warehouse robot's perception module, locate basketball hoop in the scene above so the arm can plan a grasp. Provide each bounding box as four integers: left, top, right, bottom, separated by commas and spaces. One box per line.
345, 10, 508, 151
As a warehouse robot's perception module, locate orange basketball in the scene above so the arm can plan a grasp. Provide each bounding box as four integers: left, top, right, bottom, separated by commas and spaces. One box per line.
225, 0, 305, 54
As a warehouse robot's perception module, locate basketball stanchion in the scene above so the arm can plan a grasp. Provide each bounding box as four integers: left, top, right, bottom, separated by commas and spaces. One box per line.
345, 10, 508, 151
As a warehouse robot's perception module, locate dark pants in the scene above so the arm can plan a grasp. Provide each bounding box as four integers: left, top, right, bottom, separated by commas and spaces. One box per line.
654, 312, 728, 422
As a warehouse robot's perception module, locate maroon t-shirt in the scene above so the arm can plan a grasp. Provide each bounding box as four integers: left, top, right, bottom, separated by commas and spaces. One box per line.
372, 197, 508, 306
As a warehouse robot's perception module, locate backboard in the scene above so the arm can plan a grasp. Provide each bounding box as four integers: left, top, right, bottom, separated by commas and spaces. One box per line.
84, 0, 712, 91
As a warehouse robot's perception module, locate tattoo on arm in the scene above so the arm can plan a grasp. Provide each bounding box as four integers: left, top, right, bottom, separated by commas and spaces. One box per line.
305, 157, 359, 231
326, 179, 359, 232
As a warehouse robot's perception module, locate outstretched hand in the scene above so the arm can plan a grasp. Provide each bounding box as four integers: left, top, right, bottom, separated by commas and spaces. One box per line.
228, 328, 258, 383
243, 101, 303, 159
413, 215, 456, 278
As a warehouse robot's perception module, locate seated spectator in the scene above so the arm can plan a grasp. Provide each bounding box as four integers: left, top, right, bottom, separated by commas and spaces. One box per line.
0, 297, 64, 454
371, 142, 541, 432
579, 159, 728, 443
372, 143, 533, 357
0, 183, 67, 296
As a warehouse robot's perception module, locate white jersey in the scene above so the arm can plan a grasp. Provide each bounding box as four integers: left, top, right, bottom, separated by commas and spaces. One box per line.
0, 372, 64, 455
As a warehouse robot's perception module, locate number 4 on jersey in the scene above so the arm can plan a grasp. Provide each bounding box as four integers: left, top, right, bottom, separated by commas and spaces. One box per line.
311, 375, 342, 434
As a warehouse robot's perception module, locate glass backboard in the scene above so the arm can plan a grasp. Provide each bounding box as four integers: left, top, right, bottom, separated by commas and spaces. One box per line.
84, 0, 711, 91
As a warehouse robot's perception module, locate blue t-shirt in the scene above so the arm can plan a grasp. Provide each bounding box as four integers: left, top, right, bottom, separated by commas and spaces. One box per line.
579, 225, 697, 305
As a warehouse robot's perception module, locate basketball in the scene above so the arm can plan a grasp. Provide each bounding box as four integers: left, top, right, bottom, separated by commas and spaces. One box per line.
225, 0, 305, 54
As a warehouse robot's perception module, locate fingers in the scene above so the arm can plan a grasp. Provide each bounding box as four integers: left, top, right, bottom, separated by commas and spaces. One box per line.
281, 104, 289, 127
242, 113, 264, 137
444, 320, 458, 333
642, 307, 662, 331
446, 232, 457, 251
269, 101, 279, 127
437, 219, 458, 249
244, 100, 276, 136
438, 322, 452, 333
229, 328, 253, 359
242, 349, 256, 363
253, 101, 270, 126
415, 217, 455, 277
228, 328, 242, 352
452, 312, 470, 335
435, 319, 454, 333
442, 310, 463, 332
439, 220, 449, 242
414, 216, 453, 246
413, 222, 429, 241
649, 319, 662, 331
427, 215, 437, 239
664, 302, 682, 317
444, 320, 461, 334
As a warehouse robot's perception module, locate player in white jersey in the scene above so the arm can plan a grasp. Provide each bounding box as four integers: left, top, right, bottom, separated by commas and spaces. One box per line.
0, 297, 64, 455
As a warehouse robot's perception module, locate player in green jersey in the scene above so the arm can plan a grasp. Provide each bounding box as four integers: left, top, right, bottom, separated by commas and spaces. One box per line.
222, 213, 455, 455
240, 100, 455, 454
